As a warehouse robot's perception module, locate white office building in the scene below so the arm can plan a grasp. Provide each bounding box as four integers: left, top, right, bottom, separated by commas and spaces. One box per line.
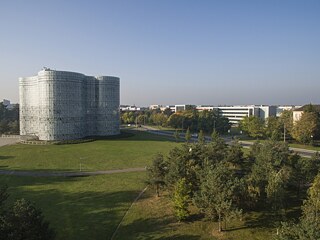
196, 105, 277, 125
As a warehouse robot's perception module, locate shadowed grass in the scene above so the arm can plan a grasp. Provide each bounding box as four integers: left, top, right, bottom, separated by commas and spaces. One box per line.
0, 172, 146, 240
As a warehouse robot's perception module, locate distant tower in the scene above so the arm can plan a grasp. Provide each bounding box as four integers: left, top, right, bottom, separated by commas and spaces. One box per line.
19, 69, 120, 141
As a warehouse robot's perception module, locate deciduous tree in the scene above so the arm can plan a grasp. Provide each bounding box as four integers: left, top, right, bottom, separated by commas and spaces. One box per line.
147, 154, 167, 197
172, 178, 190, 221
292, 112, 319, 144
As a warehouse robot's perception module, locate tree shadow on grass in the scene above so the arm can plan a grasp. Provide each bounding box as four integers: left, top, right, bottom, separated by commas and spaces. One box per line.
0, 175, 146, 240
0, 155, 13, 160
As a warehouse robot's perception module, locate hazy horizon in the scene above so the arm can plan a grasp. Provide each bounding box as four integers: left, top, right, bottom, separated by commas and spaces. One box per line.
1, 1, 319, 106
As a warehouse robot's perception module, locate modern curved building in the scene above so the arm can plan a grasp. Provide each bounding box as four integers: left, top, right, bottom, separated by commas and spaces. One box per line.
19, 68, 120, 141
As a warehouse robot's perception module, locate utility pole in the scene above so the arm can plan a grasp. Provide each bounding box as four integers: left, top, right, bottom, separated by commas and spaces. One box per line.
283, 123, 286, 143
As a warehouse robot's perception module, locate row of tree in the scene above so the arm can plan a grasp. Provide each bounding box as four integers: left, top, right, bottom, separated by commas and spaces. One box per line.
147, 135, 320, 236
121, 109, 231, 134
0, 102, 19, 135
239, 105, 320, 144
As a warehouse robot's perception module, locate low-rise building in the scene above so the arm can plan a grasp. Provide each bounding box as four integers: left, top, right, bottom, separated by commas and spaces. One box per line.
292, 104, 320, 123
196, 105, 277, 125
120, 105, 143, 111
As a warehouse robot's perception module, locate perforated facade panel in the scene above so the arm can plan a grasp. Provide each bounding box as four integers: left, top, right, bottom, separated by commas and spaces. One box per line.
19, 69, 120, 141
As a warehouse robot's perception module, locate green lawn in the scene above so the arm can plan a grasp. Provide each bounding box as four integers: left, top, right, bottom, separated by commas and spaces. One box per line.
0, 130, 178, 172
0, 172, 146, 240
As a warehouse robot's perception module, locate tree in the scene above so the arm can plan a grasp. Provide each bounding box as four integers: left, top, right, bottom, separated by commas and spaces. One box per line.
0, 120, 9, 134
136, 114, 146, 125
198, 130, 205, 144
247, 140, 291, 205
121, 111, 135, 124
291, 153, 320, 197
302, 173, 320, 227
0, 185, 8, 209
163, 108, 173, 117
147, 154, 167, 197
0, 186, 55, 240
185, 128, 191, 143
292, 112, 319, 144
225, 139, 244, 168
279, 110, 294, 140
275, 173, 320, 240
172, 178, 190, 221
166, 110, 231, 134
211, 129, 220, 142
173, 130, 180, 143
167, 113, 183, 129
239, 116, 265, 139
194, 162, 242, 232
151, 113, 168, 127
265, 169, 288, 212
265, 116, 282, 140
165, 144, 206, 195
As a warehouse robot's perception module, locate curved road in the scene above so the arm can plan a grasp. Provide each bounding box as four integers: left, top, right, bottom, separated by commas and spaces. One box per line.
0, 167, 146, 177
137, 126, 318, 158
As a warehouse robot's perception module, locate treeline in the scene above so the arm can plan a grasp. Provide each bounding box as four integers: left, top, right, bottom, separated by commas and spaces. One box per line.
121, 109, 231, 134
240, 104, 320, 144
147, 136, 320, 237
0, 102, 19, 134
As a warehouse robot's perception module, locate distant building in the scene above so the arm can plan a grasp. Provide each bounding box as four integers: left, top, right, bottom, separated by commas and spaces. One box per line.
196, 105, 278, 125
149, 104, 194, 113
120, 105, 144, 111
196, 105, 215, 111
2, 99, 14, 110
292, 104, 320, 123
149, 105, 162, 110
19, 68, 120, 141
174, 104, 194, 112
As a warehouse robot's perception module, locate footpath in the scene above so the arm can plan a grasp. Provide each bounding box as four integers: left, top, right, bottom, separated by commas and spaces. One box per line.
0, 167, 146, 177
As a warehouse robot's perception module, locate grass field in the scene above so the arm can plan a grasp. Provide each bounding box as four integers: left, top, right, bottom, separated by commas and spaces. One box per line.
0, 172, 147, 240
114, 188, 302, 240
0, 130, 304, 239
0, 130, 178, 172
0, 130, 178, 239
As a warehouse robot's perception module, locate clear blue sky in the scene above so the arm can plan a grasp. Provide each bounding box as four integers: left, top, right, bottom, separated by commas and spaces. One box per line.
1, 0, 319, 106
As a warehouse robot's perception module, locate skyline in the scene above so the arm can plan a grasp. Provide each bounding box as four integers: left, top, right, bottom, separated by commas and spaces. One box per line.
1, 0, 320, 106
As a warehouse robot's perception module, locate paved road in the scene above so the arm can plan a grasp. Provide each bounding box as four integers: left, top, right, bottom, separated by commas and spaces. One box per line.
0, 167, 146, 177
0, 137, 20, 147
135, 126, 318, 158
238, 140, 317, 158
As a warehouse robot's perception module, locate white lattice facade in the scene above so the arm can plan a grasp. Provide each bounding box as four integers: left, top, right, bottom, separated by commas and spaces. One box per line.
19, 69, 120, 141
